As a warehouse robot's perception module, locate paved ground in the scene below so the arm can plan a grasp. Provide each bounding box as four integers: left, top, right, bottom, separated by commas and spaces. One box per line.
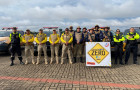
0, 51, 140, 90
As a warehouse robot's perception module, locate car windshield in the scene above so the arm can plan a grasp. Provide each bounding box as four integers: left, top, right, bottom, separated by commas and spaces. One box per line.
0, 31, 11, 37
43, 31, 58, 36
0, 31, 24, 37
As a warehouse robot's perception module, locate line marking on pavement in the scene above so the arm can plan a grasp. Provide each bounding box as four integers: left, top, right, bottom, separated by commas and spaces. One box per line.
0, 76, 140, 89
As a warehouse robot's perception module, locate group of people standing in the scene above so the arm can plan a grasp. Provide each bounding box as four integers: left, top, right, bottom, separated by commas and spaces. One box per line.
9, 25, 139, 66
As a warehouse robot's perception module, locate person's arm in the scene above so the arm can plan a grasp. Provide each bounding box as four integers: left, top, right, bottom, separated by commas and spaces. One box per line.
68, 34, 73, 43
126, 33, 129, 39
28, 34, 34, 43
61, 33, 66, 43
113, 35, 119, 42
9, 33, 12, 42
49, 34, 53, 44
79, 33, 84, 43
119, 35, 125, 41
22, 35, 26, 43
110, 32, 113, 41
99, 31, 104, 40
134, 33, 140, 39
19, 33, 22, 42
73, 32, 77, 43
41, 34, 47, 44
54, 34, 60, 44
35, 34, 40, 44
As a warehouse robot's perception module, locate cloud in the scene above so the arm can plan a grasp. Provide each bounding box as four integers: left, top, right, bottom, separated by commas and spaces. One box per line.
0, 0, 140, 31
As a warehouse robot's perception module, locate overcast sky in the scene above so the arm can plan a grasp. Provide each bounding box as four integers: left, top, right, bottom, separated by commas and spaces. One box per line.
0, 0, 140, 31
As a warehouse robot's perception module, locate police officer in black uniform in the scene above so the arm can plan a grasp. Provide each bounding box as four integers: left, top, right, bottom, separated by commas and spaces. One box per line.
125, 28, 140, 64
113, 29, 125, 65
9, 27, 24, 66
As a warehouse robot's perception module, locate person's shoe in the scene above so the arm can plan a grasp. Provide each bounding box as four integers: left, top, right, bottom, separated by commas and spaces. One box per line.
50, 60, 53, 64
36, 62, 39, 65
119, 62, 124, 65
73, 57, 76, 63
45, 62, 48, 65
134, 62, 139, 65
32, 60, 35, 64
114, 61, 117, 65
25, 61, 28, 65
10, 63, 14, 66
125, 62, 128, 65
80, 57, 84, 63
20, 61, 24, 65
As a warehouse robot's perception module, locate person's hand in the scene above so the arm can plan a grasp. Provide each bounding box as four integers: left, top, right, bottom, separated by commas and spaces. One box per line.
39, 42, 42, 45
26, 41, 29, 44
77, 41, 79, 44
105, 36, 108, 39
66, 42, 68, 45
90, 40, 92, 42
128, 36, 133, 39
52, 42, 54, 45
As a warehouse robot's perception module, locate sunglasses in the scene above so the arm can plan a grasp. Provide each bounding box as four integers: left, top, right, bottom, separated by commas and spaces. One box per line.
77, 28, 81, 29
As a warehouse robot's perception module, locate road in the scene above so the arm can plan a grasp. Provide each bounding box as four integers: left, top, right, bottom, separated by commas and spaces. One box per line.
0, 51, 140, 90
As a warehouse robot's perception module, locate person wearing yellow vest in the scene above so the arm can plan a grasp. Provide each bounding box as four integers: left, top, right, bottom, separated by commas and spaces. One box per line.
22, 29, 35, 65
9, 27, 24, 66
113, 29, 125, 65
49, 29, 60, 64
69, 26, 75, 55
35, 29, 48, 65
61, 28, 73, 64
125, 28, 140, 64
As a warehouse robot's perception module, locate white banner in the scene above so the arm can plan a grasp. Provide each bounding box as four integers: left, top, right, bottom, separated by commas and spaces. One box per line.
86, 42, 111, 67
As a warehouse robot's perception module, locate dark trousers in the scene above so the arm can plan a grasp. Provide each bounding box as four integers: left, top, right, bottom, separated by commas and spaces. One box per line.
115, 45, 123, 63
10, 45, 22, 61
125, 45, 138, 63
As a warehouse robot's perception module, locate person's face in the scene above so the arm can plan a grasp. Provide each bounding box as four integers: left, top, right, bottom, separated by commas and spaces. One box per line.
116, 30, 120, 34
95, 27, 99, 30
12, 29, 17, 33
70, 27, 73, 30
77, 28, 81, 32
105, 28, 108, 31
26, 31, 30, 34
90, 30, 93, 33
65, 30, 68, 34
130, 28, 135, 33
39, 30, 43, 34
53, 30, 56, 34
83, 29, 86, 32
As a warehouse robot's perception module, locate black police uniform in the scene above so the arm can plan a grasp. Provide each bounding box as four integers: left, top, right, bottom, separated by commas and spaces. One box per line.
113, 34, 125, 64
9, 32, 24, 66
125, 32, 140, 64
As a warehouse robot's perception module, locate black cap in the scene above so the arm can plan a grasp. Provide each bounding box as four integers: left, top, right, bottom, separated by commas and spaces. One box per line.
13, 27, 17, 30
26, 29, 30, 31
65, 28, 69, 31
39, 29, 43, 31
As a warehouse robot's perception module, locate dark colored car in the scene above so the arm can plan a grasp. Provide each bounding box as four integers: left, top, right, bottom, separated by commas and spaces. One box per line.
0, 30, 24, 53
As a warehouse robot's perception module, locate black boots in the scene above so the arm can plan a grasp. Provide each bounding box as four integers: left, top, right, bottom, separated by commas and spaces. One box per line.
74, 57, 84, 63
74, 57, 76, 63
19, 57, 24, 65
20, 61, 24, 65
10, 61, 14, 66
80, 57, 84, 63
